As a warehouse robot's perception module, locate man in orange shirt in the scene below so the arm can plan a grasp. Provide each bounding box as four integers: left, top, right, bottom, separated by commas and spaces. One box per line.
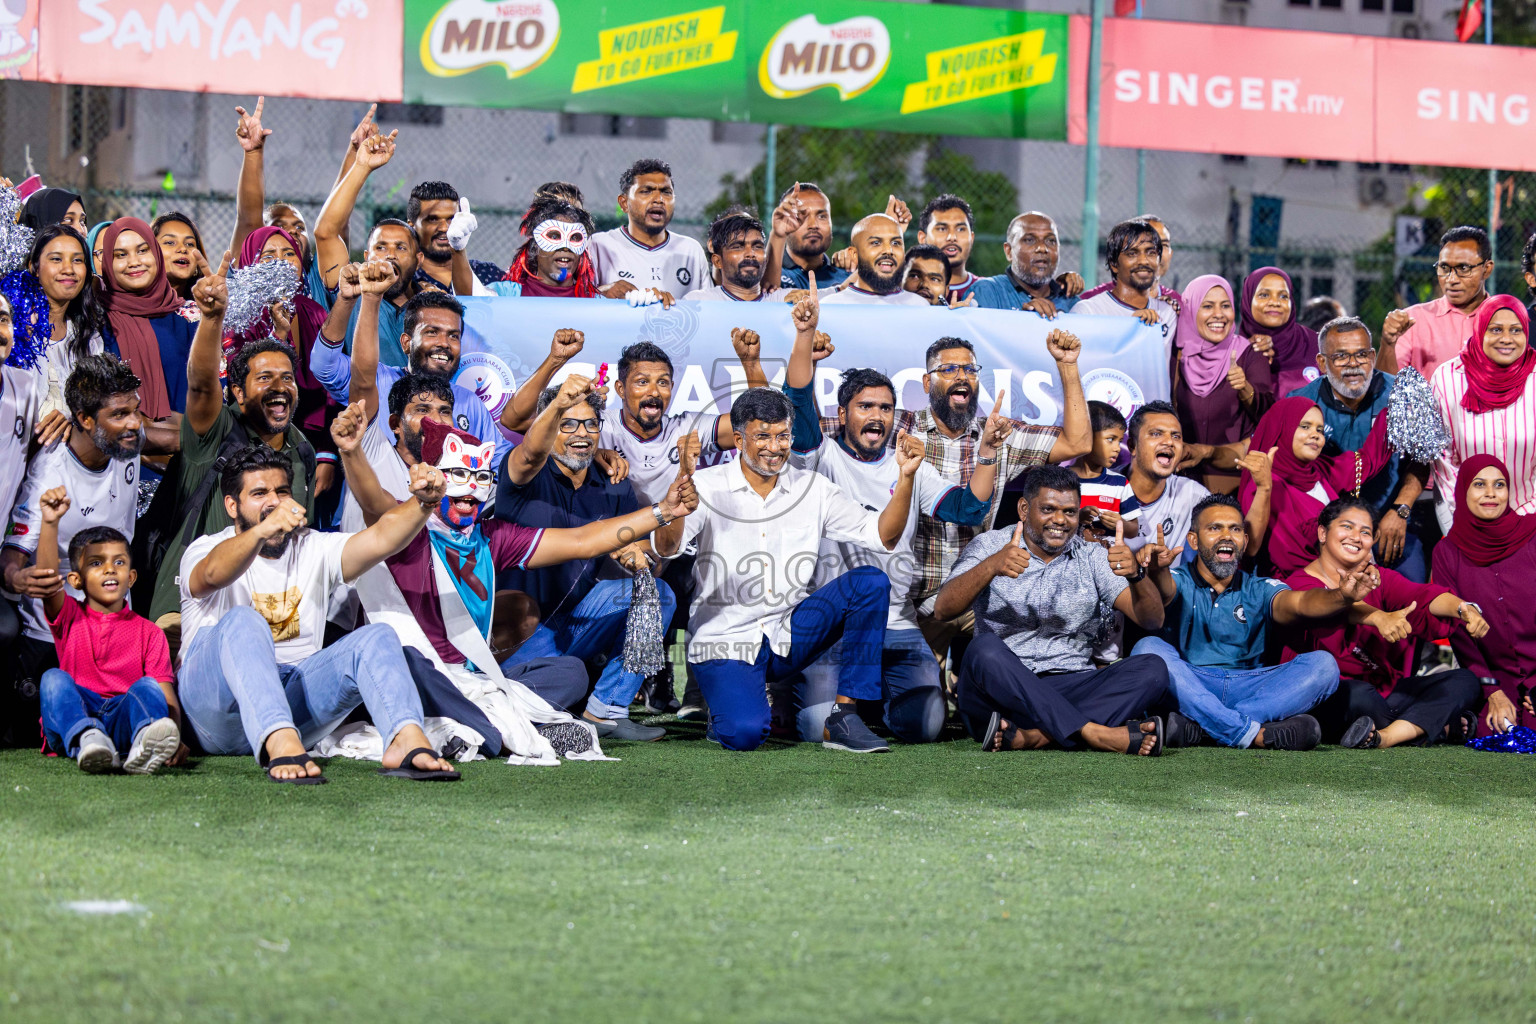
1377, 226, 1492, 381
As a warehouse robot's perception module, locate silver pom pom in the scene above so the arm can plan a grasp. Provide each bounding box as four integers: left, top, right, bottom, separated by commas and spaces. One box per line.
1387, 366, 1452, 464
622, 566, 668, 676
223, 258, 300, 336
0, 184, 34, 276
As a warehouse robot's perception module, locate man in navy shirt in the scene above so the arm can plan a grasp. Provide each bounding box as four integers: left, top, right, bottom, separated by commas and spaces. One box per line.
1130, 493, 1375, 750
497, 373, 673, 742
770, 183, 851, 291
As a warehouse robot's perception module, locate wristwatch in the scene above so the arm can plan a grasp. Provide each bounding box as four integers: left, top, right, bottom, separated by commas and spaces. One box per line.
651, 502, 673, 528
1457, 601, 1482, 621
1392, 504, 1411, 520
975, 453, 998, 466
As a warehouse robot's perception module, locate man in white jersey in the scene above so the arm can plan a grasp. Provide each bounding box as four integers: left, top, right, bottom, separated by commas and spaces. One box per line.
1072, 218, 1178, 352
821, 213, 928, 307
591, 158, 707, 306
783, 289, 1007, 742
692, 210, 773, 302
0, 294, 44, 740
4, 354, 143, 690
1122, 402, 1210, 560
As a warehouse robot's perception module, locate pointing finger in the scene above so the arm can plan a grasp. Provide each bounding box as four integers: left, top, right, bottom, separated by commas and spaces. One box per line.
215, 249, 233, 278
807, 268, 817, 295
1156, 523, 1165, 546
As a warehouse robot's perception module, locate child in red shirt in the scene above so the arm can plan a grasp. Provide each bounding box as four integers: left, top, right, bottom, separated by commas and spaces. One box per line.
35, 486, 181, 773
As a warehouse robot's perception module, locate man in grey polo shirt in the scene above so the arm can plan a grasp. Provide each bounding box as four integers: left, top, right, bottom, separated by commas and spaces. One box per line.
933, 465, 1173, 755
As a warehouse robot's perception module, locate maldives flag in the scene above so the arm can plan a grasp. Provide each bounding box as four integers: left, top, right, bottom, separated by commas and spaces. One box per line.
1457, 0, 1485, 43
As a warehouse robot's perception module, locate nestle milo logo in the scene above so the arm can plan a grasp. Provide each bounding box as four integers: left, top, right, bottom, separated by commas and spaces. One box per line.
421, 0, 561, 79
759, 14, 890, 101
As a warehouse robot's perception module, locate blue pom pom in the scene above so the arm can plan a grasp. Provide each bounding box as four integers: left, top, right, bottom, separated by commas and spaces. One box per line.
1, 269, 53, 372
1466, 725, 1536, 753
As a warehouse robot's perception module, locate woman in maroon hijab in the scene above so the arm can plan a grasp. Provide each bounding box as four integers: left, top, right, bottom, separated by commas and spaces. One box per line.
1240, 267, 1318, 400
97, 217, 201, 419
1431, 455, 1536, 736
1239, 395, 1392, 575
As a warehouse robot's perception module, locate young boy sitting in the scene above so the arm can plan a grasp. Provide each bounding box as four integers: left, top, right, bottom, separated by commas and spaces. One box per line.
1072, 400, 1140, 542
35, 486, 182, 774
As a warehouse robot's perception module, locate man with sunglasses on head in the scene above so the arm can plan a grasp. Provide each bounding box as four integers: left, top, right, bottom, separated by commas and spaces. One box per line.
493, 371, 673, 742
896, 335, 1092, 666
1377, 225, 1493, 380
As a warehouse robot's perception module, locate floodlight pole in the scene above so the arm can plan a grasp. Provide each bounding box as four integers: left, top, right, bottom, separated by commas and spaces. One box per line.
1486, 2, 1498, 273
1082, 0, 1106, 288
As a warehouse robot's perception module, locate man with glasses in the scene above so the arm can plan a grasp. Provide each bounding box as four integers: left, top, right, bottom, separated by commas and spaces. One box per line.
1378, 225, 1493, 380
495, 372, 673, 742
1289, 317, 1430, 581
896, 335, 1092, 665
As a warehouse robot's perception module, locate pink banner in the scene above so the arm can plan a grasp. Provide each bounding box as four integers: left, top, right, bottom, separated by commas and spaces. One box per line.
1374, 38, 1536, 170
1068, 17, 1376, 162
37, 0, 403, 101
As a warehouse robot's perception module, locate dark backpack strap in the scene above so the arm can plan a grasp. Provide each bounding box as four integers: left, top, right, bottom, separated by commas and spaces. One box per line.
179, 428, 251, 550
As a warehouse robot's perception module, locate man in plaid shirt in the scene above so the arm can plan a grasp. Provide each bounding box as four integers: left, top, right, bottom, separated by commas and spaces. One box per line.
895, 335, 1091, 663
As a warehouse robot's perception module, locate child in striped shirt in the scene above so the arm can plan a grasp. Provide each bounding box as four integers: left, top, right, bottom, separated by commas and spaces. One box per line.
1072, 401, 1141, 543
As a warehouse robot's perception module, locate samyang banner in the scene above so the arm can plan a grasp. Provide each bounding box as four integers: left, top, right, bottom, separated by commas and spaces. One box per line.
404, 0, 1070, 139
448, 298, 1167, 433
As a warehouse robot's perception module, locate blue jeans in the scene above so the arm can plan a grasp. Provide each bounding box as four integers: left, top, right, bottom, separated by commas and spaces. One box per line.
179, 607, 425, 764
794, 628, 943, 744
512, 577, 676, 720
40, 670, 167, 758
1130, 636, 1338, 748
693, 566, 889, 752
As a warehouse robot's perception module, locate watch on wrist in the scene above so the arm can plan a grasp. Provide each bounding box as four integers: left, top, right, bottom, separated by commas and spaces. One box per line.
1393, 504, 1411, 520
975, 453, 998, 466
651, 502, 673, 528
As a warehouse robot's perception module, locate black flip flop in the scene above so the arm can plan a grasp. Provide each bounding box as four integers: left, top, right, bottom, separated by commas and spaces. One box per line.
979, 712, 1022, 752
266, 753, 327, 785
1340, 715, 1381, 749
1125, 716, 1163, 756
377, 747, 461, 782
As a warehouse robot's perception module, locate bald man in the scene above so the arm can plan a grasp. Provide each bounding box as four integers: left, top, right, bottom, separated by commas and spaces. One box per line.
972, 212, 1083, 317
822, 213, 929, 307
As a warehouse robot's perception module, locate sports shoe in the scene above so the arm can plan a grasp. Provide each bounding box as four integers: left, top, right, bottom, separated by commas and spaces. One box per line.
1259, 714, 1322, 751
639, 670, 680, 714
537, 721, 596, 757
76, 728, 118, 774
1164, 711, 1207, 749
676, 704, 707, 722
591, 717, 666, 742
822, 705, 890, 753
123, 717, 180, 775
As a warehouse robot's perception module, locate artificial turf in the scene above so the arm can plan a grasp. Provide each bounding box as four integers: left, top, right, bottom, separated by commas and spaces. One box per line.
2, 727, 1533, 1023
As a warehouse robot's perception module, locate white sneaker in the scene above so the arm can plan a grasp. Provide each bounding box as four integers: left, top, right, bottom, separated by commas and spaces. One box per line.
123, 718, 179, 775
76, 729, 118, 774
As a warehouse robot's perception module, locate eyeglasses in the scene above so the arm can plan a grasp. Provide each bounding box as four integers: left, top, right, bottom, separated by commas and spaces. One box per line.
1435, 261, 1489, 278
444, 468, 494, 486
931, 363, 982, 377
1323, 350, 1374, 366
558, 418, 600, 434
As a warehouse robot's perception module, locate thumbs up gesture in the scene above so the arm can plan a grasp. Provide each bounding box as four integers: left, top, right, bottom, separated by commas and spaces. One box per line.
447, 197, 477, 251
1105, 518, 1138, 577
661, 432, 700, 521
1136, 522, 1185, 571
1369, 601, 1416, 643
988, 522, 1032, 579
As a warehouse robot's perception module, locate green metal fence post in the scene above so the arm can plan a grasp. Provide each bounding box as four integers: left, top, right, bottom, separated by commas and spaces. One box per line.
1082, 0, 1106, 288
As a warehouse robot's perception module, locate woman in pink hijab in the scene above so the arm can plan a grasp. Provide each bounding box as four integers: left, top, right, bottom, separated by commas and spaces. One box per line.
1175, 274, 1274, 493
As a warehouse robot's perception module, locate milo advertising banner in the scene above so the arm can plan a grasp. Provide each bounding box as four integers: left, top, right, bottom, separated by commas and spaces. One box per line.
404, 0, 1069, 139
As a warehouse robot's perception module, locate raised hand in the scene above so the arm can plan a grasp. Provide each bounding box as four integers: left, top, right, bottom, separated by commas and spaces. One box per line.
38, 486, 69, 525
1238, 446, 1277, 490
336, 262, 363, 300
357, 258, 397, 295
355, 128, 398, 171
791, 270, 820, 334
1382, 309, 1415, 345
1045, 328, 1082, 365
191, 250, 232, 318
408, 462, 447, 506
330, 401, 367, 455
1225, 352, 1250, 396
730, 327, 761, 363
831, 246, 857, 272
1369, 601, 1416, 643
1137, 523, 1185, 570
989, 523, 1032, 579
771, 183, 807, 240
1336, 564, 1381, 602
269, 301, 293, 342
1248, 333, 1275, 362
884, 194, 912, 231
949, 293, 978, 310
895, 429, 924, 479
1105, 520, 1138, 577
234, 97, 272, 152
549, 328, 584, 362
662, 441, 699, 519
554, 372, 599, 411
257, 499, 307, 541
348, 103, 379, 150
979, 389, 1011, 455
676, 430, 701, 477
1056, 271, 1085, 297
446, 198, 477, 251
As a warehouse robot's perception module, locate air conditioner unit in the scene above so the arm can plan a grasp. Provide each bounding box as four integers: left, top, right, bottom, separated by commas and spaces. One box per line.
1359, 175, 1407, 208
1393, 19, 1426, 39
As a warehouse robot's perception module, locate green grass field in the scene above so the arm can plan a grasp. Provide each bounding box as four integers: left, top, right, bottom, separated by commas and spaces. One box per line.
3, 728, 1534, 1023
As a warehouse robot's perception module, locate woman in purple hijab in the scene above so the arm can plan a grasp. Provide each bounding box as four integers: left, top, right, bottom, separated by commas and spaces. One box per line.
1240, 266, 1319, 400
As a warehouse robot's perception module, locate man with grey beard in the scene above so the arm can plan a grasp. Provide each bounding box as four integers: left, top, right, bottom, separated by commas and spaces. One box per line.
3, 355, 148, 700
496, 372, 674, 741
895, 334, 1092, 666
972, 212, 1082, 317
1285, 316, 1430, 582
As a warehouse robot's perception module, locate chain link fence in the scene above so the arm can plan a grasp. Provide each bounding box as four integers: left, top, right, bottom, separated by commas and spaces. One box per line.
1, 80, 1510, 331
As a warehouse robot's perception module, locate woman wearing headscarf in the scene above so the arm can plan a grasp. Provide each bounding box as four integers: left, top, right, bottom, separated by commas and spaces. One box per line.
97, 216, 200, 420
86, 221, 111, 274
1240, 267, 1317, 401
24, 224, 111, 430
1429, 294, 1536, 532
152, 210, 207, 306
1280, 495, 1485, 749
1431, 455, 1536, 736
18, 187, 87, 235
1175, 274, 1274, 494
1239, 395, 1393, 576
224, 225, 336, 476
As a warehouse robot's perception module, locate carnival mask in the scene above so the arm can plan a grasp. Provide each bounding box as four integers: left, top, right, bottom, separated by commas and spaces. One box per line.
433, 431, 495, 528
531, 218, 588, 256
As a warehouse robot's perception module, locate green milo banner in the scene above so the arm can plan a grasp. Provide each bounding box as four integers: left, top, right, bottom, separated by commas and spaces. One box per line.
404, 0, 1068, 139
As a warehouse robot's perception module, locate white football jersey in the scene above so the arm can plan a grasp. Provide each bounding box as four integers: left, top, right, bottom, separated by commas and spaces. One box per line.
0, 367, 41, 534
590, 227, 707, 298
600, 405, 723, 506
